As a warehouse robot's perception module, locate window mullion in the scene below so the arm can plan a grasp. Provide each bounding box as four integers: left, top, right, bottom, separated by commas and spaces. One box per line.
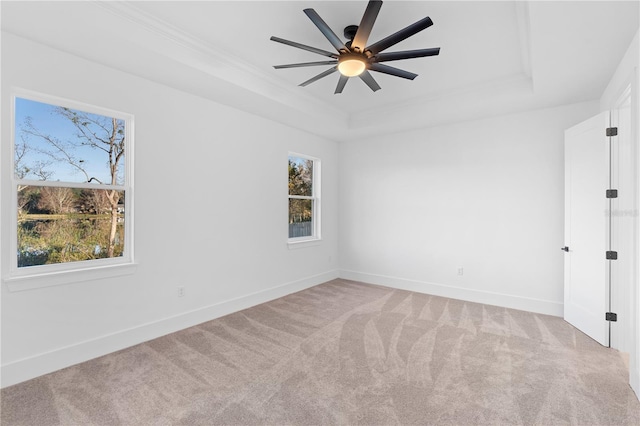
15, 179, 125, 191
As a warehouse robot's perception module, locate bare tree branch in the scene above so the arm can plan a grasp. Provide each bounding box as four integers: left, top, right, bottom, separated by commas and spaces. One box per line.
21, 122, 92, 182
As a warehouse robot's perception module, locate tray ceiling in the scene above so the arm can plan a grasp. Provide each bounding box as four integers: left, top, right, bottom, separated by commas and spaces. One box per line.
2, 1, 638, 141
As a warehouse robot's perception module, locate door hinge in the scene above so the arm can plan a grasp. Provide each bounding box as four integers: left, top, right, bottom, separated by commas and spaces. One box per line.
606, 251, 618, 260
606, 127, 618, 137
606, 312, 618, 322
606, 189, 618, 198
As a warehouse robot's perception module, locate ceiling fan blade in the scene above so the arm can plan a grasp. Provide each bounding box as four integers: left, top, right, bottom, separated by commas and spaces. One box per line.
303, 8, 349, 53
369, 63, 418, 80
335, 75, 349, 94
299, 66, 338, 87
351, 0, 383, 52
274, 61, 338, 69
270, 36, 339, 59
366, 16, 433, 55
373, 47, 440, 63
359, 70, 382, 92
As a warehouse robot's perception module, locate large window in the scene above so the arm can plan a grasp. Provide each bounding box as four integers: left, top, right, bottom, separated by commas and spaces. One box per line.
11, 92, 133, 277
288, 154, 320, 241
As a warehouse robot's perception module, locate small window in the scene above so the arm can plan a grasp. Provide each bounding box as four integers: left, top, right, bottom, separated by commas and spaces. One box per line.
11, 93, 133, 276
288, 154, 320, 241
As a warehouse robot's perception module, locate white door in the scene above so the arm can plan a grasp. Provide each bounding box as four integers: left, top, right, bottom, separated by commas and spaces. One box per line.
564, 112, 609, 346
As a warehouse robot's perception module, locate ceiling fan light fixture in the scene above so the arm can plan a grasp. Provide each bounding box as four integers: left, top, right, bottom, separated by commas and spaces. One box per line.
338, 55, 366, 77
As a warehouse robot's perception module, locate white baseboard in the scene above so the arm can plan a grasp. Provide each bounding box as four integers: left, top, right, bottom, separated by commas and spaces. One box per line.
1, 270, 339, 388
339, 270, 563, 317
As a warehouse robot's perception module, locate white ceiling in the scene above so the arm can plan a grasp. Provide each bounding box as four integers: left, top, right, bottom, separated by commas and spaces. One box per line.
2, 1, 638, 142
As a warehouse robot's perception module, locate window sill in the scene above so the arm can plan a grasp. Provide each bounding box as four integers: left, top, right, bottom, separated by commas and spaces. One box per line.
287, 238, 322, 250
3, 262, 138, 292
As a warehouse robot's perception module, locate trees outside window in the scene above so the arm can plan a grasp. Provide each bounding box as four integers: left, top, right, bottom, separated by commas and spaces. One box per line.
288, 154, 320, 240
13, 94, 132, 270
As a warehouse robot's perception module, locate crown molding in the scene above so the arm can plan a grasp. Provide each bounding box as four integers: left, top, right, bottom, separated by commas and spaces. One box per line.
5, 1, 567, 142
350, 72, 533, 121
348, 72, 535, 138
81, 1, 539, 142
94, 1, 348, 138
348, 0, 534, 130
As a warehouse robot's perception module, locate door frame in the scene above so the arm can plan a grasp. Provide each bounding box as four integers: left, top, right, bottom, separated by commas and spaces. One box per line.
609, 84, 633, 353
601, 64, 638, 397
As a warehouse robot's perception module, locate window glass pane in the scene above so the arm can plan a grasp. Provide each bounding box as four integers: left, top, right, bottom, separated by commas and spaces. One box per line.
288, 156, 313, 196
17, 185, 125, 267
289, 198, 313, 238
15, 97, 126, 185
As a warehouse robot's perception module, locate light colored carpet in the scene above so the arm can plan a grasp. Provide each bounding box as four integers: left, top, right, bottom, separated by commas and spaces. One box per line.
2, 279, 639, 425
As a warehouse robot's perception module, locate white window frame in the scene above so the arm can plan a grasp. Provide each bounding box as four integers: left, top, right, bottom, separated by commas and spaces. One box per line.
4, 89, 135, 291
288, 152, 321, 248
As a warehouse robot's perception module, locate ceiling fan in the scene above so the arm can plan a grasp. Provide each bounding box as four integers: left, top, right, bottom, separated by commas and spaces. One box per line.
270, 0, 440, 94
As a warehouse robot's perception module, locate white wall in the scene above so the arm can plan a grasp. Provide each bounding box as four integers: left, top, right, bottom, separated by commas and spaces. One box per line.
339, 101, 598, 316
1, 34, 339, 387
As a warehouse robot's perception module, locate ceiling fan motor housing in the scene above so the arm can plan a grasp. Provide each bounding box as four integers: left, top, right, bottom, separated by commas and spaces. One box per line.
344, 25, 359, 41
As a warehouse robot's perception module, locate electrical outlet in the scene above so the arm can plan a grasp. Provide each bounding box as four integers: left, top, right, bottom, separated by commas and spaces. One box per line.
178, 286, 185, 297
457, 267, 464, 276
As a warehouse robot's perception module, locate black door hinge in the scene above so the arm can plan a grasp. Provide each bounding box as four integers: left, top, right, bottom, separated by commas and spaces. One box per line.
606, 312, 618, 322
606, 127, 618, 137
606, 189, 618, 198
606, 251, 618, 260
